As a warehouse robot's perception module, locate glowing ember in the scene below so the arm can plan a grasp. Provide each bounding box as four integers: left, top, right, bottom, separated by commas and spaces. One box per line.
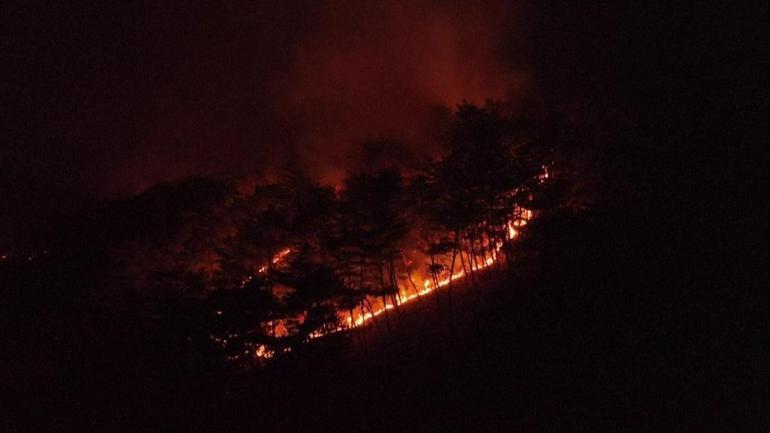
238, 206, 536, 360
257, 248, 292, 273
225, 170, 545, 362
344, 239, 503, 329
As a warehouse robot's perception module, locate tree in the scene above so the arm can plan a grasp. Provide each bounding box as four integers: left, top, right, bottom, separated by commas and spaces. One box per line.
276, 244, 344, 343
429, 102, 554, 275
207, 273, 278, 366
336, 169, 410, 335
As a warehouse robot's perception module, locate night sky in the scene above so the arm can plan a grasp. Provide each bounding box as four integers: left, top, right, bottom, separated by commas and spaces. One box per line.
1, 1, 755, 251
2, 0, 536, 251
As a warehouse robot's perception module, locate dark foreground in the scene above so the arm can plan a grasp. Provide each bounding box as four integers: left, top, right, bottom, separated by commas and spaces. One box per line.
3, 206, 764, 433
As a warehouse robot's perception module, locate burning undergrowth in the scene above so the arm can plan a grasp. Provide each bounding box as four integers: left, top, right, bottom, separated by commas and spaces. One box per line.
107, 102, 568, 367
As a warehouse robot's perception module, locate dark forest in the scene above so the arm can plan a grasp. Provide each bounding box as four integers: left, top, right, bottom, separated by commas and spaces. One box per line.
1, 1, 764, 432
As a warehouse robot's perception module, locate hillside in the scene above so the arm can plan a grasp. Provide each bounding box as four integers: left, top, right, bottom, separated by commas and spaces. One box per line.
9, 207, 759, 433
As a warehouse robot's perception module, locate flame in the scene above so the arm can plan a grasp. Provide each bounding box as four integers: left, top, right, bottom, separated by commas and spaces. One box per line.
344, 237, 505, 329
236, 208, 537, 360
313, 210, 531, 334
257, 247, 292, 274
255, 344, 274, 359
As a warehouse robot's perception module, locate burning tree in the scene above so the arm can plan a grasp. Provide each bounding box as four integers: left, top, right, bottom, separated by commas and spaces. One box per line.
106, 102, 562, 366
334, 169, 410, 334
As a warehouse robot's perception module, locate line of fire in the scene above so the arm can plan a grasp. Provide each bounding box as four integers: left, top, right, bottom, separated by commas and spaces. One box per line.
160, 104, 566, 365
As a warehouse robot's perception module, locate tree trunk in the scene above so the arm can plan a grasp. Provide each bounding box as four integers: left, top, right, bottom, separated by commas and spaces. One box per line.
493, 231, 502, 271
465, 239, 477, 285
359, 303, 369, 358
363, 298, 383, 337
400, 252, 422, 300
387, 258, 402, 323
504, 221, 514, 271
378, 261, 392, 335
429, 253, 440, 308
459, 246, 470, 290
446, 231, 459, 326
481, 233, 492, 266
468, 239, 479, 297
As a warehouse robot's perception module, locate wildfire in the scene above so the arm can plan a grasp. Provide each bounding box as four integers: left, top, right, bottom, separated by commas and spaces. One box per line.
222, 163, 553, 362
507, 209, 532, 239
258, 247, 292, 273
241, 209, 534, 360
345, 235, 503, 329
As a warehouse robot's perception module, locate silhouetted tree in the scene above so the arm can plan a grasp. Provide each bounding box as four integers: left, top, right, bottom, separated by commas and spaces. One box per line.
338, 169, 410, 334
207, 273, 278, 366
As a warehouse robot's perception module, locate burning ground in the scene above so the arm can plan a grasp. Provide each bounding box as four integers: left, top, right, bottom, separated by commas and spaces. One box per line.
76, 102, 562, 366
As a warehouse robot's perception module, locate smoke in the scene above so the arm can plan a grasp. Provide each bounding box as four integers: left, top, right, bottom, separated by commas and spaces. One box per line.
278, 0, 529, 184
1, 0, 529, 248
100, 0, 529, 188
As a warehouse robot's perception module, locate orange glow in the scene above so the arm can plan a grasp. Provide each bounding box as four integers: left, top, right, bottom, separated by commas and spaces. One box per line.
242, 206, 536, 360
257, 247, 292, 274
255, 344, 274, 359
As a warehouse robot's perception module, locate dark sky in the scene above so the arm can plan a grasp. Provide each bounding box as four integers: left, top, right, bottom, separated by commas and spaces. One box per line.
2, 0, 532, 249
4, 1, 752, 251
